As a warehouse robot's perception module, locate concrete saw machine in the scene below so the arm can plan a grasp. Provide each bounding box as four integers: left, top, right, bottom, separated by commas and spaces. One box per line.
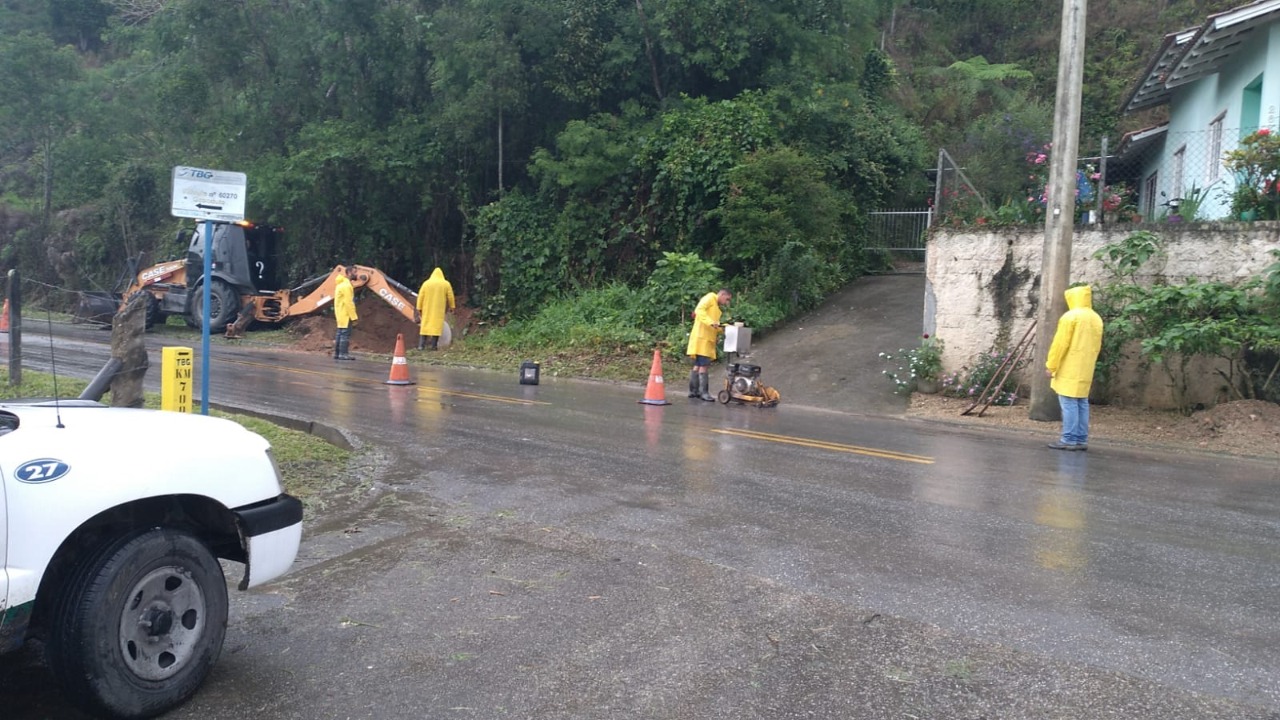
715, 324, 780, 408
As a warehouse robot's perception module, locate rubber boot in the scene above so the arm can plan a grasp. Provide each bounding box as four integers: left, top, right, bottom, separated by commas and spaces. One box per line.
338, 335, 356, 361
333, 337, 341, 359
698, 372, 716, 402
418, 335, 426, 351
430, 335, 439, 350
688, 369, 700, 398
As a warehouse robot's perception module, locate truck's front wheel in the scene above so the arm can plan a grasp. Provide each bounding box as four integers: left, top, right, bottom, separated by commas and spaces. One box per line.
48, 528, 229, 719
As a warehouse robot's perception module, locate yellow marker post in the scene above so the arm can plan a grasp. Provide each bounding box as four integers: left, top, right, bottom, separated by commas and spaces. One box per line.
161, 346, 194, 413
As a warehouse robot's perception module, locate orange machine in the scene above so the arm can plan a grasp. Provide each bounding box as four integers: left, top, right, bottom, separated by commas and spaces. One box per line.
118, 220, 418, 335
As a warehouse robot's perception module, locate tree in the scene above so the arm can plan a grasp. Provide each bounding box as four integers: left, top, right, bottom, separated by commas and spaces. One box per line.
0, 32, 83, 231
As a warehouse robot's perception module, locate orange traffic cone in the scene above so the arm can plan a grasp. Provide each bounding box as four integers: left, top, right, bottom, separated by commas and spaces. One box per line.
0, 298, 9, 333
384, 333, 415, 386
637, 349, 671, 405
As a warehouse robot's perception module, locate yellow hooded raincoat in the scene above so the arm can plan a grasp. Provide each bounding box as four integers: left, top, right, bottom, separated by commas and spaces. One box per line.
685, 292, 723, 359
334, 272, 358, 329
1045, 285, 1104, 399
416, 268, 456, 336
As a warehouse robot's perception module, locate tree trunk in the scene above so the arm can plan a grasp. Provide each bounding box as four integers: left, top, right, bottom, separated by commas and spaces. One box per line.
41, 133, 54, 230
110, 293, 150, 408
634, 0, 665, 102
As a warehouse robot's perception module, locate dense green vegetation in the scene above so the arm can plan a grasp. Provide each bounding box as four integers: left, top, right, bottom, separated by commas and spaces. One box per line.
1091, 233, 1280, 412
0, 0, 1247, 351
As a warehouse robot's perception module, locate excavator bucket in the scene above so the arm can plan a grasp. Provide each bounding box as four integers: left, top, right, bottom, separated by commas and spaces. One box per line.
75, 291, 120, 326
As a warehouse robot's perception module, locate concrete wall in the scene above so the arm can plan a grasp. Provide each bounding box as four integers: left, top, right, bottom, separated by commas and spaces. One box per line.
925, 222, 1280, 407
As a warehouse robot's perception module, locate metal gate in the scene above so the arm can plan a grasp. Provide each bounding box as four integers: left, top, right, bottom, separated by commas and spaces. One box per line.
865, 208, 931, 267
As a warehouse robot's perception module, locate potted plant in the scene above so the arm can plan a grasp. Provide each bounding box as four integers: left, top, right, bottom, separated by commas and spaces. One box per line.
1230, 184, 1262, 221
1223, 128, 1280, 221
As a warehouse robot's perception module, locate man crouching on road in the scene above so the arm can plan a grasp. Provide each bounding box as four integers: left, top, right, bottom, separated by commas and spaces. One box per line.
686, 288, 732, 402
1045, 284, 1103, 451
334, 265, 359, 360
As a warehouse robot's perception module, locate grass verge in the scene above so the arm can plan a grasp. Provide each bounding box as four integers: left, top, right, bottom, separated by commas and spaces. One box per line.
413, 338, 660, 383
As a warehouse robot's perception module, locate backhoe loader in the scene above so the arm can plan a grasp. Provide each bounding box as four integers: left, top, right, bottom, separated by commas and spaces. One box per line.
106, 220, 419, 335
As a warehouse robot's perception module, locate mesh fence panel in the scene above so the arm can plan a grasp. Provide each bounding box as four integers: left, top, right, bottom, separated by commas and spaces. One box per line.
932, 126, 1276, 225
1109, 125, 1275, 222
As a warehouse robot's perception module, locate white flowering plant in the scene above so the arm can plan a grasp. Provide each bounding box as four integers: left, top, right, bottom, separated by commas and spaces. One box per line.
879, 335, 944, 394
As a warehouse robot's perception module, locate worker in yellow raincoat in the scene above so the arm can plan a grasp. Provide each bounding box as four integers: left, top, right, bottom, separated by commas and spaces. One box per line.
686, 289, 732, 401
1045, 284, 1103, 450
333, 265, 359, 360
415, 267, 456, 350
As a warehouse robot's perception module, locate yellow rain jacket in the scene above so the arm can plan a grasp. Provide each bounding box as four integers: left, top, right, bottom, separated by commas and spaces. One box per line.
686, 292, 724, 359
416, 267, 456, 336
1046, 285, 1104, 399
334, 273, 358, 329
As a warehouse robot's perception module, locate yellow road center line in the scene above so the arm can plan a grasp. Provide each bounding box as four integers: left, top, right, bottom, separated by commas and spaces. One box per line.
221, 358, 549, 405
712, 428, 934, 464
415, 386, 550, 406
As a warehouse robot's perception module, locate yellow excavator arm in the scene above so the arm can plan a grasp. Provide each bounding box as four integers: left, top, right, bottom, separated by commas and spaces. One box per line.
277, 265, 420, 324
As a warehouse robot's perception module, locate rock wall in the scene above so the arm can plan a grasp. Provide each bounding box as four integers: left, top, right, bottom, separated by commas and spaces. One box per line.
925, 222, 1280, 408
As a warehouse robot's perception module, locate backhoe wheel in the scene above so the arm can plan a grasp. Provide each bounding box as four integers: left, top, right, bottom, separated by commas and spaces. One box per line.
717, 390, 730, 404
143, 294, 163, 330
47, 528, 229, 720
190, 279, 237, 332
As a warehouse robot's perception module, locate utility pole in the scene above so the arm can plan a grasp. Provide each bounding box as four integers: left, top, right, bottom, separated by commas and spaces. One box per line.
1029, 0, 1088, 421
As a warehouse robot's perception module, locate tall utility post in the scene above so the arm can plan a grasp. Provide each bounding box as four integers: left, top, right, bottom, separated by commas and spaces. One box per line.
1029, 0, 1088, 421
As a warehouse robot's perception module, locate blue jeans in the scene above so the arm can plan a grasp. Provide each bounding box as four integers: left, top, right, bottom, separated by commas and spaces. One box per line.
1058, 395, 1090, 445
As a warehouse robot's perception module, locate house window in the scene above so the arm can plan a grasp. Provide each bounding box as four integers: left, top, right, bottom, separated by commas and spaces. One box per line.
1172, 145, 1186, 199
1241, 75, 1263, 138
1208, 113, 1225, 183
1144, 171, 1159, 220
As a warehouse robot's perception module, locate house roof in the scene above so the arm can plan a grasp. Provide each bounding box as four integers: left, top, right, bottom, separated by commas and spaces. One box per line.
1122, 0, 1280, 114
1122, 29, 1198, 112
1111, 123, 1169, 169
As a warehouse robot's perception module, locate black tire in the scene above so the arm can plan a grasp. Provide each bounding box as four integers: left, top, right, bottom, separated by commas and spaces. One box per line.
717, 390, 730, 404
190, 279, 237, 332
47, 528, 229, 720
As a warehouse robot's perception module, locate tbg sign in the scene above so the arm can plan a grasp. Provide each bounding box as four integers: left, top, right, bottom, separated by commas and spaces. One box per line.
171, 166, 247, 221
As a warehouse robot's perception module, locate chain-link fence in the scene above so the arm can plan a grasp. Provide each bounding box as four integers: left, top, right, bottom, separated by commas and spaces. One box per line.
932, 148, 991, 224
931, 123, 1278, 226
1110, 124, 1277, 222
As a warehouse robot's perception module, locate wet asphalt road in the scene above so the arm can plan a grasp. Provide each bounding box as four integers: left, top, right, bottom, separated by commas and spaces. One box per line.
4, 326, 1280, 719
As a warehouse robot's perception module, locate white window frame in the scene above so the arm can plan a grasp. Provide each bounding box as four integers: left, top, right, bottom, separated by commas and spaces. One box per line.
1172, 144, 1187, 199
1144, 171, 1159, 220
1207, 112, 1225, 184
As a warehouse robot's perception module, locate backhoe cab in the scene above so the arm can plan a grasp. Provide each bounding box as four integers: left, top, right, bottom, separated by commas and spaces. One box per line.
118, 220, 283, 332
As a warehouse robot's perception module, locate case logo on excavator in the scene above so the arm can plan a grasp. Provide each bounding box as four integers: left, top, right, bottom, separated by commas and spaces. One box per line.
140, 261, 182, 284
377, 287, 407, 311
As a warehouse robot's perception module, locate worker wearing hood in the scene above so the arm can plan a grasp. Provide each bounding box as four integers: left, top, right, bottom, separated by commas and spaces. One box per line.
334, 265, 359, 360
416, 267, 456, 350
1045, 284, 1103, 450
686, 289, 732, 401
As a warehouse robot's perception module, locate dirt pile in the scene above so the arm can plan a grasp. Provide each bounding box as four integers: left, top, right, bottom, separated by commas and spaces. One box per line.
1185, 399, 1280, 444
286, 293, 477, 354
288, 295, 420, 354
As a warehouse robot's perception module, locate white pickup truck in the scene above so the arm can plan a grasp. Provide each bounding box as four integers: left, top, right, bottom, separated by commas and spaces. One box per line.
0, 399, 303, 719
